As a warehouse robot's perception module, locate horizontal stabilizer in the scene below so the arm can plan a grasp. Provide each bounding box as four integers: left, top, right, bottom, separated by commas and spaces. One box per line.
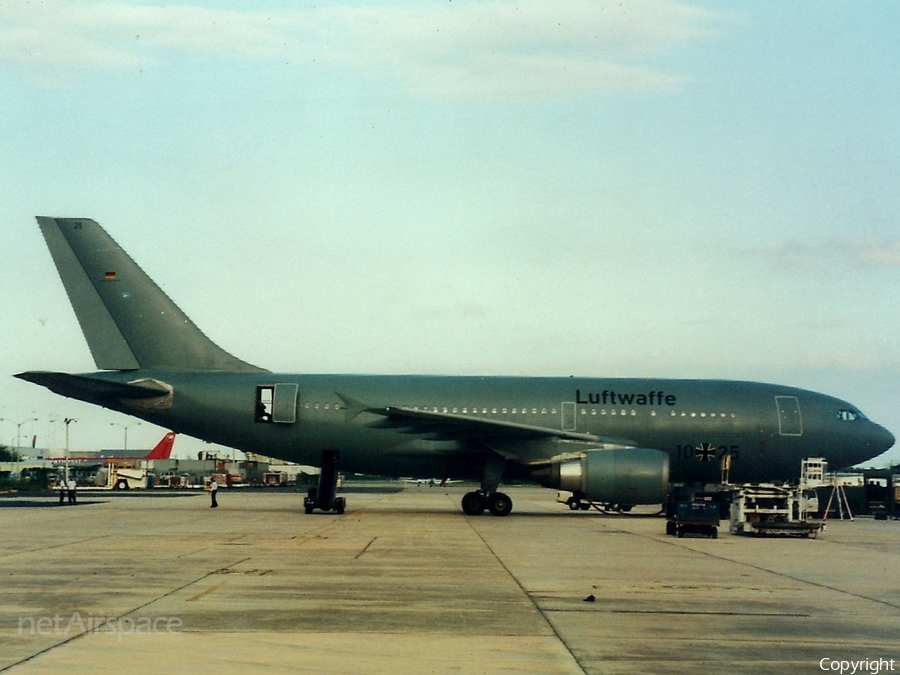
15, 371, 170, 405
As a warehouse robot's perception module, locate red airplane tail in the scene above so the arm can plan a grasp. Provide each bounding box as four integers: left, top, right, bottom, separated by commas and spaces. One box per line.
144, 432, 176, 459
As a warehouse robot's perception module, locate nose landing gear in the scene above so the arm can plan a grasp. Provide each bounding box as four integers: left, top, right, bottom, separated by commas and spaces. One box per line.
303, 450, 346, 515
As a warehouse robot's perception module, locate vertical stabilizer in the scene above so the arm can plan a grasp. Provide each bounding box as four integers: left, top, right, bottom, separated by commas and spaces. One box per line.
144, 432, 176, 459
36, 217, 264, 372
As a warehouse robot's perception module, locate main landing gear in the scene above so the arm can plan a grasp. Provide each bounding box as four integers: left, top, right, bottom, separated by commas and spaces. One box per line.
461, 490, 513, 516
461, 451, 512, 516
303, 450, 346, 515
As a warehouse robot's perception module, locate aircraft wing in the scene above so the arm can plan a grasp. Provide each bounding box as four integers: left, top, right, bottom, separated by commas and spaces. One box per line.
363, 404, 600, 441
338, 393, 635, 463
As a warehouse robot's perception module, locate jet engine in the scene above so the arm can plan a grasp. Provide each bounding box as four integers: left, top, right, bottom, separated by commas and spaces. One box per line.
535, 448, 669, 506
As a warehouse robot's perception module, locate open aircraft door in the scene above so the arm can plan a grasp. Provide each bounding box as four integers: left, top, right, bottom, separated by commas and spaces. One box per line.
256, 383, 298, 424
272, 383, 299, 423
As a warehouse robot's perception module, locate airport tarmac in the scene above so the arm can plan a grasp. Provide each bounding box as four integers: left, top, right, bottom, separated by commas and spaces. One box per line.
1, 485, 899, 675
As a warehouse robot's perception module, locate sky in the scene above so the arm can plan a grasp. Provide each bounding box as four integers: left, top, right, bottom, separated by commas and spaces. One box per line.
1, 0, 898, 465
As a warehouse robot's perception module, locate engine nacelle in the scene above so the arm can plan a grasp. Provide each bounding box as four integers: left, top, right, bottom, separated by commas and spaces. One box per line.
537, 448, 669, 505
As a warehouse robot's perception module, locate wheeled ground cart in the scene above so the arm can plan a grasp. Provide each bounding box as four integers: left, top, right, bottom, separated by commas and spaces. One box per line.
666, 499, 720, 538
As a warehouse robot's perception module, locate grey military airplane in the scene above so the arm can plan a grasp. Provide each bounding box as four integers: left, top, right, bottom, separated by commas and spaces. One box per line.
16, 218, 895, 516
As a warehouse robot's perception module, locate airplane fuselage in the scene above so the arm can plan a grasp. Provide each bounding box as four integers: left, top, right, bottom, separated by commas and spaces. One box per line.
87, 371, 887, 485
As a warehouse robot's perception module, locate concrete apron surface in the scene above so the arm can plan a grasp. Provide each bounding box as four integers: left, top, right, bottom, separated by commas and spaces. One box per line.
1, 486, 898, 674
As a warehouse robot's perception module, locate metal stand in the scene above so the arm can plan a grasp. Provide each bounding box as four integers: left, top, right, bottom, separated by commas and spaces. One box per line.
822, 476, 854, 521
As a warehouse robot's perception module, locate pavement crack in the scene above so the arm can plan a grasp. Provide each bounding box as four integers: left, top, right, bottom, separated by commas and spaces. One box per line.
465, 520, 589, 675
354, 536, 378, 560
652, 534, 900, 613
0, 557, 252, 673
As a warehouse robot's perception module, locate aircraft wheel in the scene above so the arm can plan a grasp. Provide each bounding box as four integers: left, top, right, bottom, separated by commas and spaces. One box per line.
304, 487, 317, 514
488, 492, 513, 517
461, 491, 486, 516
335, 497, 346, 515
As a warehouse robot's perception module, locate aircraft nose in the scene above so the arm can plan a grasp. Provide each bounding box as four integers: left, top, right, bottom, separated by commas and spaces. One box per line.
873, 423, 896, 454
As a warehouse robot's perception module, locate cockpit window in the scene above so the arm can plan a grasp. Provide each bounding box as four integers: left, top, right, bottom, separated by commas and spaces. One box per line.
836, 409, 868, 421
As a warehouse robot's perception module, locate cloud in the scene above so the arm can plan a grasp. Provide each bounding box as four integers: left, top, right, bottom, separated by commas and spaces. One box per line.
854, 241, 900, 268
788, 350, 898, 373
0, 2, 300, 77
748, 237, 900, 271
0, 0, 723, 97
321, 0, 718, 97
403, 54, 684, 100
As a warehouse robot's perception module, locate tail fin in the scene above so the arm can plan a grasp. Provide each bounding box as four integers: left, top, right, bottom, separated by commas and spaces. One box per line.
36, 217, 264, 372
144, 432, 176, 459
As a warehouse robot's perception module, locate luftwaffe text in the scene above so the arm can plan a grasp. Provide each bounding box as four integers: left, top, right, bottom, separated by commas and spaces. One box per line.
576, 389, 676, 406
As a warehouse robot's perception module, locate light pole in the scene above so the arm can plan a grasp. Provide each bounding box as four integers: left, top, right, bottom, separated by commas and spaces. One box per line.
110, 421, 141, 454
63, 418, 77, 483
1, 418, 38, 463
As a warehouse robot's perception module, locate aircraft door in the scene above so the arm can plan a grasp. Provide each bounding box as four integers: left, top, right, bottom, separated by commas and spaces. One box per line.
254, 382, 299, 424
561, 401, 577, 431
775, 395, 802, 436
272, 383, 299, 423
255, 384, 299, 423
